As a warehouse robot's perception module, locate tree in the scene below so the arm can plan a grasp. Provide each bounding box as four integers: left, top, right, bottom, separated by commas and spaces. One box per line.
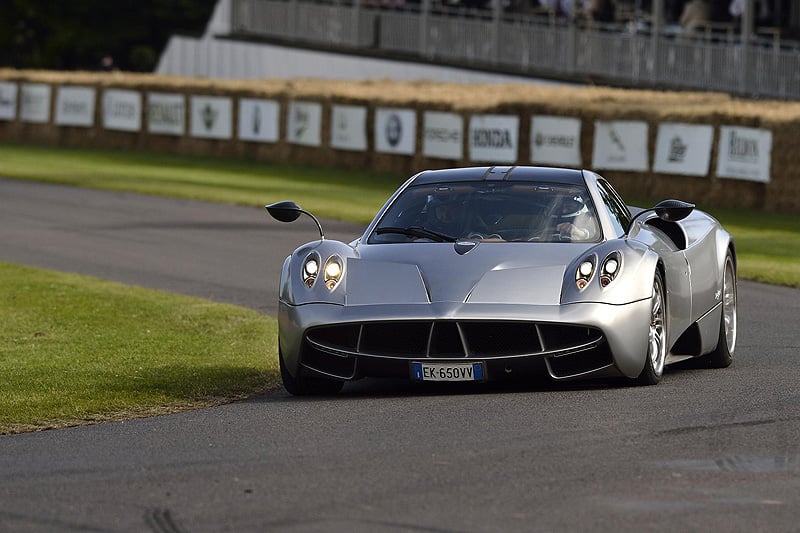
0, 0, 217, 71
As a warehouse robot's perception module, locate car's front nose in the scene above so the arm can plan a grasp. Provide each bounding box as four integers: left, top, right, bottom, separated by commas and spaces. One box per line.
279, 298, 652, 383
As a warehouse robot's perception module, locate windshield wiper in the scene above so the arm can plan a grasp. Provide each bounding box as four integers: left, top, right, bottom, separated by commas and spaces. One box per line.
374, 226, 457, 243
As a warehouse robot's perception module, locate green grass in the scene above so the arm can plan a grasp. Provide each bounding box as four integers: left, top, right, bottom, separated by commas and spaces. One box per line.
709, 207, 800, 288
0, 144, 404, 224
0, 262, 279, 434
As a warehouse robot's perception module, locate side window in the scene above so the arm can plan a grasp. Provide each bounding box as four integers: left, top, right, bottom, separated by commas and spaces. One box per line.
596, 180, 632, 238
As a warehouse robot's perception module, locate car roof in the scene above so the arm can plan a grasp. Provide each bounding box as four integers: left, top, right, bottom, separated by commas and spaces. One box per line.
411, 166, 586, 186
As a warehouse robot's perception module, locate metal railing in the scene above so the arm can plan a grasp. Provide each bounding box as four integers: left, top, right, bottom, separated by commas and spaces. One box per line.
228, 0, 800, 99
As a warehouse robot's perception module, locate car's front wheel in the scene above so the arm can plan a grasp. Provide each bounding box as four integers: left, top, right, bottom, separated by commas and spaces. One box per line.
279, 349, 344, 396
702, 252, 737, 368
636, 270, 667, 386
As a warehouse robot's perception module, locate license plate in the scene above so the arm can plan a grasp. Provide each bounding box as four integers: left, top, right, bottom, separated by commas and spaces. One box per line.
411, 361, 486, 382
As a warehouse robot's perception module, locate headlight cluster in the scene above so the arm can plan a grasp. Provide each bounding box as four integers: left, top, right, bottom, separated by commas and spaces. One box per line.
302, 252, 321, 288
303, 253, 344, 291
599, 253, 621, 287
575, 258, 595, 290
575, 253, 621, 290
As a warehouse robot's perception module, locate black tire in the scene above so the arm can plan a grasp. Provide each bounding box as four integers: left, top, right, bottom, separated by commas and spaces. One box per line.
702, 253, 737, 368
636, 269, 667, 386
279, 349, 344, 396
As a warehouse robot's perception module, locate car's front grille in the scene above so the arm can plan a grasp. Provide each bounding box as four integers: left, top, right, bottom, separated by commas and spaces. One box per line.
304, 321, 604, 360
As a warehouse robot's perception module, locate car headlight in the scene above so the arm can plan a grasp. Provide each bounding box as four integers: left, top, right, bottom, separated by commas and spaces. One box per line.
575, 259, 595, 290
323, 255, 344, 291
302, 253, 320, 288
600, 253, 621, 287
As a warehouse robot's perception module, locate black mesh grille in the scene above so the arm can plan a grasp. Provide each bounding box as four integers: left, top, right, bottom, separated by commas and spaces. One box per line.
462, 322, 542, 356
429, 322, 465, 358
539, 324, 598, 351
304, 321, 602, 359
307, 324, 360, 351
360, 322, 430, 355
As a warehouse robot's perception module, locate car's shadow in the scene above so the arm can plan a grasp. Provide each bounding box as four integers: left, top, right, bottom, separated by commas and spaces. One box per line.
246, 373, 661, 404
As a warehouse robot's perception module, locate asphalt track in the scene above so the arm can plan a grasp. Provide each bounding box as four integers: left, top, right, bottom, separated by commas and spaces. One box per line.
1, 179, 798, 532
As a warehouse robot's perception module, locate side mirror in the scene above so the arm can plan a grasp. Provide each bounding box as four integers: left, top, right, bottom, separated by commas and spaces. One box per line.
654, 199, 695, 222
626, 199, 695, 235
266, 200, 303, 223
265, 201, 325, 240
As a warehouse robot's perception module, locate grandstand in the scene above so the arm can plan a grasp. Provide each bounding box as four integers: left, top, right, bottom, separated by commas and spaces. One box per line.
160, 0, 799, 99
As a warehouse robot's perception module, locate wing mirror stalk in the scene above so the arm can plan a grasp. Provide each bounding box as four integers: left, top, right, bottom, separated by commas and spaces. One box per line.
626, 199, 695, 236
265, 201, 325, 241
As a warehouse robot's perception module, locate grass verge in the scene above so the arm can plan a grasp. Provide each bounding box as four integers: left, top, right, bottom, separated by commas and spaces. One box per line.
0, 262, 279, 434
0, 144, 404, 224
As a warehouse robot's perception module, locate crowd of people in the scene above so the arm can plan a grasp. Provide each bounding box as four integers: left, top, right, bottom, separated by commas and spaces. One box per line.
360, 0, 792, 39
530, 0, 779, 31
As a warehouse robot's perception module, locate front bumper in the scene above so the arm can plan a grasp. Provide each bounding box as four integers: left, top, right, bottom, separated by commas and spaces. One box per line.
278, 299, 652, 382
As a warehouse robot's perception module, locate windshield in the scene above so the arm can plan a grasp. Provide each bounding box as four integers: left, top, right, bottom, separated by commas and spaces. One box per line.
369, 181, 602, 244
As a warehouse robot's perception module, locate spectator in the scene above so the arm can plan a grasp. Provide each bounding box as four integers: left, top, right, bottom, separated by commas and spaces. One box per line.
728, 0, 744, 17
680, 0, 710, 32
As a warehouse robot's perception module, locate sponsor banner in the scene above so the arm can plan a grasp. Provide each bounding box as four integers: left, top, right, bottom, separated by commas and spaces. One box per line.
55, 86, 96, 127
375, 108, 416, 155
592, 121, 649, 171
530, 115, 581, 167
654, 123, 713, 176
20, 83, 51, 124
0, 82, 17, 121
190, 95, 233, 139
287, 101, 322, 146
423, 111, 463, 160
102, 89, 142, 132
148, 92, 185, 136
331, 105, 367, 151
238, 98, 279, 143
716, 126, 772, 183
468, 114, 519, 163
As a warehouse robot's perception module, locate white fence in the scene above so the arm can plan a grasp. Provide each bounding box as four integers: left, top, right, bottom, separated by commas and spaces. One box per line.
226, 0, 800, 99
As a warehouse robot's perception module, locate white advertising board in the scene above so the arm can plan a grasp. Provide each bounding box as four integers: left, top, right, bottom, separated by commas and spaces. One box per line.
238, 98, 279, 143
592, 121, 649, 171
423, 111, 463, 160
20, 83, 51, 124
190, 96, 233, 139
375, 108, 416, 155
530, 115, 581, 166
0, 82, 17, 121
469, 114, 519, 163
716, 126, 772, 183
148, 92, 185, 136
55, 86, 96, 127
287, 101, 322, 146
102, 89, 142, 132
331, 105, 367, 151
654, 123, 713, 176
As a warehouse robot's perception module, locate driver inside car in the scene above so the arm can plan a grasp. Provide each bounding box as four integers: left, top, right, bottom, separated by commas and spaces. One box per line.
555, 196, 600, 242
428, 198, 466, 238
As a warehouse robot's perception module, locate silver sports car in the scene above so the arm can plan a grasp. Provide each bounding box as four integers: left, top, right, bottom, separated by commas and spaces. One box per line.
267, 166, 737, 395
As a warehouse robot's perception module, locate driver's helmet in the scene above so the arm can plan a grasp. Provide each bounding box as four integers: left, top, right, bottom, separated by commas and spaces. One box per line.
557, 196, 589, 222
426, 196, 465, 234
